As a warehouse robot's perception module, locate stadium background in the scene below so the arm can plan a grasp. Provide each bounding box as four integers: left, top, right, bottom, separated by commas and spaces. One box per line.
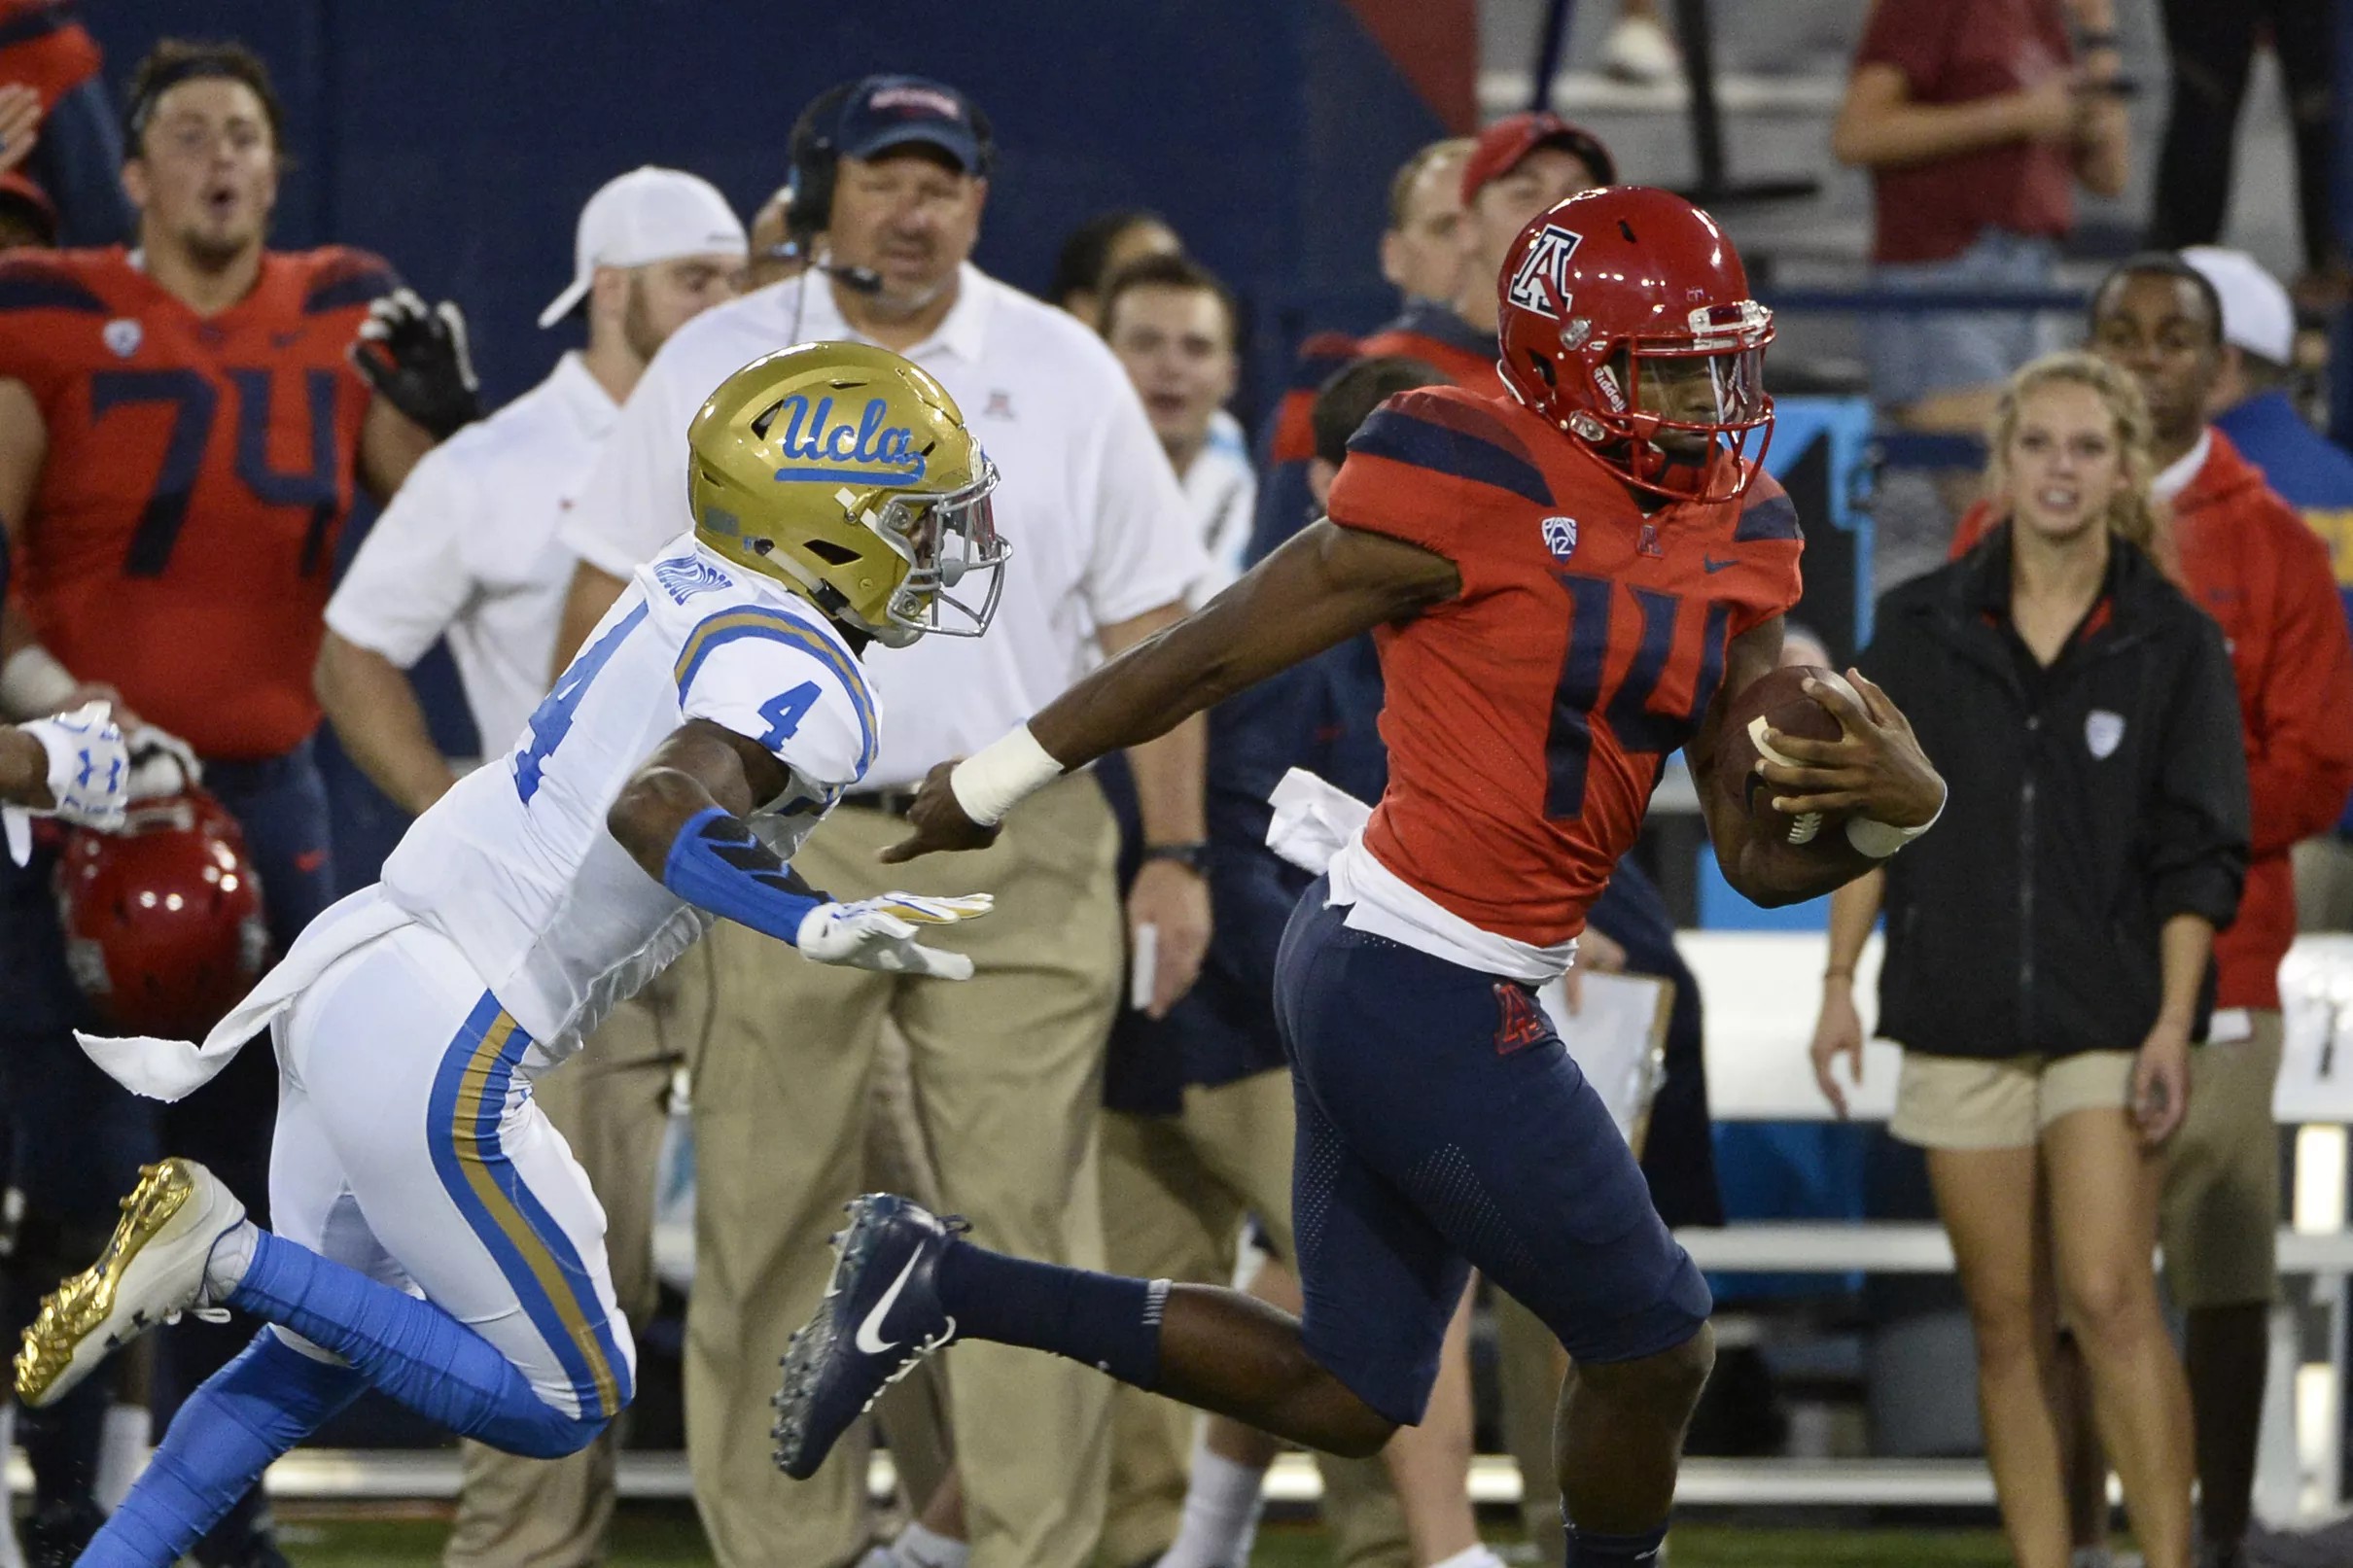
25, 0, 2353, 1562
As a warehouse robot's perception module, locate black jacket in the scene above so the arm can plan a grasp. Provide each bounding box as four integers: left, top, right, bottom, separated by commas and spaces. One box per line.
1858, 533, 2250, 1060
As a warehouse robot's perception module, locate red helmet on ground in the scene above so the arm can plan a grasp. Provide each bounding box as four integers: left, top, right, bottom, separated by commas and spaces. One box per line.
1495, 185, 1774, 501
55, 787, 268, 1039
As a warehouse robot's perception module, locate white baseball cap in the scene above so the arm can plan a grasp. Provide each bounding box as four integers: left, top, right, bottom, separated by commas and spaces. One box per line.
538, 166, 749, 329
2181, 245, 2296, 366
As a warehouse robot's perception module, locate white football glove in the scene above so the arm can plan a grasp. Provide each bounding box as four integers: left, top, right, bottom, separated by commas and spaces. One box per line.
5, 701, 128, 862
794, 891, 995, 980
123, 723, 201, 801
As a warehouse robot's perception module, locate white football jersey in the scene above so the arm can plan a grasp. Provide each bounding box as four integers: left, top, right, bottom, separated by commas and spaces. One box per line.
379, 532, 876, 1059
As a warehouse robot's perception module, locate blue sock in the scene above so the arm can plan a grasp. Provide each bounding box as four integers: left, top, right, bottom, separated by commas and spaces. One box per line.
228, 1230, 603, 1459
934, 1237, 1168, 1388
80, 1330, 361, 1568
1565, 1523, 1668, 1566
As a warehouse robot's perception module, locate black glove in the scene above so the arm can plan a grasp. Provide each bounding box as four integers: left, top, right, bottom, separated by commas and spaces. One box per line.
349, 288, 482, 440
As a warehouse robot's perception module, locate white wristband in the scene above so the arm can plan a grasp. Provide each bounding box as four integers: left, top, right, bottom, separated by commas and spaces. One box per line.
0, 645, 76, 720
1845, 788, 1946, 859
949, 723, 1065, 826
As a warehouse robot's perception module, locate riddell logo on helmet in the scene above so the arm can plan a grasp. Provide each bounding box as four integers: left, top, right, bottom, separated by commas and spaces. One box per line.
771, 395, 930, 487
1505, 224, 1583, 320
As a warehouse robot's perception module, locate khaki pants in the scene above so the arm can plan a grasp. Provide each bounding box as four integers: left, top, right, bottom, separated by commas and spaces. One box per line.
442, 951, 711, 1568
2160, 1011, 2287, 1308
685, 777, 1124, 1568
1100, 1071, 1410, 1568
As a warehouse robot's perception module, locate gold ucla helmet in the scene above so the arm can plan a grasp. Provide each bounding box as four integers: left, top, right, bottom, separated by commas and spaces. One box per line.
687, 342, 1007, 645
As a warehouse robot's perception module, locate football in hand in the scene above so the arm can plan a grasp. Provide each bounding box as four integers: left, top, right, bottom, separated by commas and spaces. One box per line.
1716, 665, 1859, 849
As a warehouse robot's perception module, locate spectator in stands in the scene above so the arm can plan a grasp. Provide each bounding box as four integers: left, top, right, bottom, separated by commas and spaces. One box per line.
1050, 207, 1181, 331
312, 165, 745, 1568
556, 73, 1208, 1568
2177, 247, 2353, 933
2148, 4, 2344, 306
1813, 351, 2247, 1568
1100, 253, 1255, 592
1379, 136, 1473, 310
1254, 122, 1612, 564
1361, 111, 1612, 393
1831, 0, 2130, 434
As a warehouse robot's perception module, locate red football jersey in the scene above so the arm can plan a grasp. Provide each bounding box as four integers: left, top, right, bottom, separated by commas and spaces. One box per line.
1326, 386, 1804, 944
0, 246, 396, 758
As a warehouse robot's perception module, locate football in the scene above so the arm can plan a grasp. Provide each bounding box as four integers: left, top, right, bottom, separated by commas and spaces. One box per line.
1715, 665, 1859, 848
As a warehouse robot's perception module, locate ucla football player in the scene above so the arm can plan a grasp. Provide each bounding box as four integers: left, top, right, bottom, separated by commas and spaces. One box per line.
13, 341, 1006, 1568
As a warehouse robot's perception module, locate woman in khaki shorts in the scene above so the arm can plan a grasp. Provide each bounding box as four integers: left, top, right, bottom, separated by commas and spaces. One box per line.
1808, 354, 2251, 1568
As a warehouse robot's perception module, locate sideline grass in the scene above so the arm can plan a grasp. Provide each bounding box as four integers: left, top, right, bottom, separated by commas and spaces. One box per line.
270, 1506, 2014, 1565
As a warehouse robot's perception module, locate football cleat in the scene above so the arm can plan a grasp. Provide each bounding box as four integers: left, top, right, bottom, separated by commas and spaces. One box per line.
772, 1193, 966, 1480
15, 1158, 242, 1408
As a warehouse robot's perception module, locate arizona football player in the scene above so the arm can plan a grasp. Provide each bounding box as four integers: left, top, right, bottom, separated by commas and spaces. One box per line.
771, 187, 1948, 1568
17, 342, 1001, 1568
0, 39, 474, 1565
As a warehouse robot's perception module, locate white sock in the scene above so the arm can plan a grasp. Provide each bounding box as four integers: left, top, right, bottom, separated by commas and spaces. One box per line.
2071, 1551, 2112, 1568
1156, 1432, 1270, 1568
891, 1521, 968, 1568
1428, 1548, 1508, 1568
201, 1218, 259, 1301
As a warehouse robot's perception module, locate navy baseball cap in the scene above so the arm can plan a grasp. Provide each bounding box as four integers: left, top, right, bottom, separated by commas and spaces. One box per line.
834, 75, 990, 174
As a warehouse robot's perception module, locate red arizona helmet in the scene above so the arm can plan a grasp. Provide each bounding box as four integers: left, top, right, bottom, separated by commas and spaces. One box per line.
54, 787, 268, 1038
1496, 185, 1774, 501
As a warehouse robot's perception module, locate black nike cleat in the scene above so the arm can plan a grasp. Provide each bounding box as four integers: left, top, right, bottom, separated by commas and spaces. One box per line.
772, 1193, 967, 1480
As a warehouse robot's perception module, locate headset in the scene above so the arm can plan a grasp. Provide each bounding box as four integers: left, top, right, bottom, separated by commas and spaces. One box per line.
784, 76, 999, 295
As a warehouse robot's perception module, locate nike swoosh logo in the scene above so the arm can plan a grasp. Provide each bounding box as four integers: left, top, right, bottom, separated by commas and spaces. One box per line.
1703, 555, 1738, 574
854, 1252, 922, 1355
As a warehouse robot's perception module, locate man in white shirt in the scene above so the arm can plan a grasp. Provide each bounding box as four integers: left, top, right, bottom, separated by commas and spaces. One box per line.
554, 75, 1208, 1568
1099, 251, 1254, 597
312, 164, 745, 1568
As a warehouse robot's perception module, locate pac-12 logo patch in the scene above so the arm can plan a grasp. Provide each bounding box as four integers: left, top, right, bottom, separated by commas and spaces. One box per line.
1540, 515, 1578, 559
1505, 225, 1584, 320
2085, 710, 2125, 759
102, 318, 142, 358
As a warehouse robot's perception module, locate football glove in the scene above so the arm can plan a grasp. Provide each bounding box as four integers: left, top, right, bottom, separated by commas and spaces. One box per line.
793, 892, 994, 980
350, 288, 482, 439
5, 701, 128, 862
123, 723, 201, 802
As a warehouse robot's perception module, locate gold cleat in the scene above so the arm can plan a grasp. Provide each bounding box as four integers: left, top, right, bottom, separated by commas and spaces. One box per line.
15, 1157, 244, 1408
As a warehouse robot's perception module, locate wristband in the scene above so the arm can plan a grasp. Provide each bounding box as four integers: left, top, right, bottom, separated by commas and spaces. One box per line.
1845, 789, 1945, 859
659, 805, 824, 944
0, 645, 76, 719
1141, 841, 1210, 873
2077, 28, 2120, 49
948, 723, 1065, 826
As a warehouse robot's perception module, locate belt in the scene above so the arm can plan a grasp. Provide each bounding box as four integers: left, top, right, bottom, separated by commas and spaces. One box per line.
839, 786, 922, 818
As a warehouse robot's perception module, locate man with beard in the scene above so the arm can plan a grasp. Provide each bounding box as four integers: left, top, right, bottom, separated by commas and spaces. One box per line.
0, 37, 474, 1567
313, 162, 744, 1568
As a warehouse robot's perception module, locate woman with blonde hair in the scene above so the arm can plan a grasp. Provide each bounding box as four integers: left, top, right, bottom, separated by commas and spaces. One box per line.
1805, 352, 2248, 1568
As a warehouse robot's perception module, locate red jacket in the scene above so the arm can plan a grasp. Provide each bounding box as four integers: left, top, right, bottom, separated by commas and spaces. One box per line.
1951, 429, 2353, 1009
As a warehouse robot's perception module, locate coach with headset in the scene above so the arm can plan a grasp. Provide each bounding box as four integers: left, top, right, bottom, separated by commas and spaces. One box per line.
554, 75, 1209, 1568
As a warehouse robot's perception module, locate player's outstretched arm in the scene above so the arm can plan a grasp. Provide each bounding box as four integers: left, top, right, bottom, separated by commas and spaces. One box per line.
607, 720, 991, 979
883, 520, 1461, 861
1688, 620, 1946, 906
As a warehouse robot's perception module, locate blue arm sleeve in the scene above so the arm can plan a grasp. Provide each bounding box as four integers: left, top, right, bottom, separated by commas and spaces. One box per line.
659, 805, 826, 944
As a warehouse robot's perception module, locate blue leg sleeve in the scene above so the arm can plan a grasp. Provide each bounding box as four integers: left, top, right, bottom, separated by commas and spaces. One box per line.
228, 1230, 605, 1459
78, 1331, 362, 1568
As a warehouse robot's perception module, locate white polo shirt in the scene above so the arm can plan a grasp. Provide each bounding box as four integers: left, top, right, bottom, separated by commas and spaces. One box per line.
327, 351, 615, 760
561, 262, 1205, 787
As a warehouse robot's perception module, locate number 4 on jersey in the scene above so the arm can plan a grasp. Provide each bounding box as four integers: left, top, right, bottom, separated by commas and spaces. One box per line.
513, 605, 648, 803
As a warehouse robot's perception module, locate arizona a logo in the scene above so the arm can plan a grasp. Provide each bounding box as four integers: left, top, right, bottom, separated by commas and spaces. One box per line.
1506, 225, 1584, 320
